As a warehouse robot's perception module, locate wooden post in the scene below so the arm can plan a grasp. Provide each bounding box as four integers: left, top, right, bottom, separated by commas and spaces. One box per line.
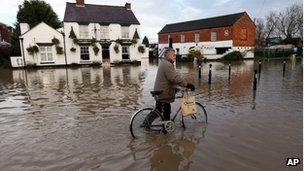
208, 64, 212, 84
253, 70, 257, 90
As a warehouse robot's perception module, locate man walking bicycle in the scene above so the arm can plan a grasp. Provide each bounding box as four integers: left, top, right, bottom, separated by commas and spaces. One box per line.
141, 48, 195, 127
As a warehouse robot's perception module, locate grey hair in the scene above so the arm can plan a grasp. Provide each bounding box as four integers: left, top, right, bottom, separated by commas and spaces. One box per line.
164, 48, 175, 58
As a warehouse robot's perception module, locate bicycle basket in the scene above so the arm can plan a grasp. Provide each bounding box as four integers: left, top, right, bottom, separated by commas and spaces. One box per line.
180, 92, 197, 116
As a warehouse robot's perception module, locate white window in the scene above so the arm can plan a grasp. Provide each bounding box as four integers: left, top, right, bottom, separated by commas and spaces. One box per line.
100, 26, 109, 39
80, 46, 90, 60
79, 25, 89, 38
195, 33, 200, 43
40, 46, 53, 62
211, 32, 217, 42
121, 27, 129, 39
122, 46, 129, 54
181, 35, 185, 43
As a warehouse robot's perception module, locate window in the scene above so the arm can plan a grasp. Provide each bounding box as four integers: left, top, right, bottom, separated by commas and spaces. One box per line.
122, 46, 129, 54
121, 27, 129, 39
40, 46, 53, 62
195, 33, 200, 43
79, 25, 89, 38
211, 32, 217, 42
80, 46, 90, 60
181, 35, 185, 43
100, 26, 109, 39
241, 28, 247, 40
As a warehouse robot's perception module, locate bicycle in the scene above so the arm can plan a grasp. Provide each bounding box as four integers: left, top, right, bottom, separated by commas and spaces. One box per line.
129, 88, 208, 138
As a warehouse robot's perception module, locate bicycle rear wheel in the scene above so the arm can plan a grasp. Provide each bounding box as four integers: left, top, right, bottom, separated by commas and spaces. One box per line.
129, 108, 164, 138
178, 102, 208, 129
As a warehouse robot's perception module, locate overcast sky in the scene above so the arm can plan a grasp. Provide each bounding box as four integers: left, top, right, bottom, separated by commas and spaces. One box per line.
1, 0, 302, 42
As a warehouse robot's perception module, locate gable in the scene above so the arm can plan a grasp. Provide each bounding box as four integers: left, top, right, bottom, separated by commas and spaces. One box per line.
20, 22, 62, 38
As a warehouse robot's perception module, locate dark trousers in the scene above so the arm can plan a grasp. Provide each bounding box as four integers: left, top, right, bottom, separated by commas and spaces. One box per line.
155, 102, 171, 120
143, 102, 171, 125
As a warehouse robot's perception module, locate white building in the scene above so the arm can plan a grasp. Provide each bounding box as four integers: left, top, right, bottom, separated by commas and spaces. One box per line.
11, 0, 148, 68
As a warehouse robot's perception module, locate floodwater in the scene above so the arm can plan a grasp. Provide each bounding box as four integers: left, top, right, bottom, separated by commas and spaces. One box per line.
0, 57, 302, 171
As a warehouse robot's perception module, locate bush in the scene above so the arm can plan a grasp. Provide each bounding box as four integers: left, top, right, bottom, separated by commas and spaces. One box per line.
70, 47, 76, 52
187, 49, 204, 62
91, 61, 102, 66
73, 38, 79, 45
26, 45, 39, 56
115, 39, 123, 45
56, 46, 63, 54
90, 38, 97, 46
93, 46, 99, 55
51, 37, 60, 45
131, 39, 137, 44
222, 51, 243, 60
138, 46, 145, 53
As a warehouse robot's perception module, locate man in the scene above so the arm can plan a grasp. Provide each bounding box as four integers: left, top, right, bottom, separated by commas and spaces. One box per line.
141, 48, 195, 126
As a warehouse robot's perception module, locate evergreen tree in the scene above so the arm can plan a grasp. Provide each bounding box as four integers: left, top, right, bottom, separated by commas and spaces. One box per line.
142, 36, 149, 47
132, 29, 140, 39
10, 0, 62, 56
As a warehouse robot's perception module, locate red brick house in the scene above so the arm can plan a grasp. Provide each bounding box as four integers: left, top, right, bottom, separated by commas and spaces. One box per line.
0, 22, 12, 47
158, 12, 256, 59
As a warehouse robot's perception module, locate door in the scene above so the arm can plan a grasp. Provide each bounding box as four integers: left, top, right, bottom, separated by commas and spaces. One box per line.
102, 44, 110, 62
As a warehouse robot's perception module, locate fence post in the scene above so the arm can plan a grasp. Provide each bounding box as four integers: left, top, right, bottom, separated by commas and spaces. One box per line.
228, 62, 231, 77
283, 59, 286, 76
253, 70, 257, 90
198, 64, 201, 79
208, 64, 212, 84
258, 60, 262, 74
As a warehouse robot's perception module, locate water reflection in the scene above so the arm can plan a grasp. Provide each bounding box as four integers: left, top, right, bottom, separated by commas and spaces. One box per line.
0, 58, 302, 170
128, 125, 207, 171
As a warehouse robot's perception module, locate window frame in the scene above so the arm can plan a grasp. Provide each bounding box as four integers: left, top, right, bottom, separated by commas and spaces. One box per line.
80, 46, 90, 60
40, 46, 53, 62
195, 33, 200, 43
211, 31, 217, 42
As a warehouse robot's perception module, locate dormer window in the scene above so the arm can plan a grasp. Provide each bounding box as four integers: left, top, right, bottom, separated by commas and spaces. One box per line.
79, 24, 89, 39
121, 27, 129, 39
100, 26, 109, 39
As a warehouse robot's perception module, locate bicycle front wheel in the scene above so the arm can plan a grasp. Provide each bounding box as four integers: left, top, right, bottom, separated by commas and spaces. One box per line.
129, 108, 163, 138
178, 102, 208, 129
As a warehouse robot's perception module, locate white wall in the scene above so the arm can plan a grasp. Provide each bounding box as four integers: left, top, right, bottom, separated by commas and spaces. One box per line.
19, 22, 66, 66
10, 56, 24, 68
159, 40, 255, 59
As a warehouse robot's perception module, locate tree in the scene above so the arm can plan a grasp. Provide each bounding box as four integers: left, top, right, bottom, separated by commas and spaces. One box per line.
132, 29, 140, 39
277, 4, 303, 39
255, 18, 266, 47
264, 11, 279, 40
142, 36, 149, 47
10, 0, 62, 56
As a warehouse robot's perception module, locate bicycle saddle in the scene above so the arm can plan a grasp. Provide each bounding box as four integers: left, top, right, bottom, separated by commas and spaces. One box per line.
150, 90, 163, 97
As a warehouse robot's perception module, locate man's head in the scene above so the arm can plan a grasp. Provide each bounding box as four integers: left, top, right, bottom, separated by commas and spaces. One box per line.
164, 48, 176, 63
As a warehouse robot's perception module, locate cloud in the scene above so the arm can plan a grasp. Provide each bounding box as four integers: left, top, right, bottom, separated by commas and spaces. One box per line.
1, 0, 302, 41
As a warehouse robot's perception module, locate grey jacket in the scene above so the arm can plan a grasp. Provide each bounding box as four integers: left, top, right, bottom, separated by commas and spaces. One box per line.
154, 58, 188, 103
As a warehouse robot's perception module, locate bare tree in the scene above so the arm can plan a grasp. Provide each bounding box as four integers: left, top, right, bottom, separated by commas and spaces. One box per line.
255, 18, 266, 47
264, 11, 279, 39
277, 4, 303, 39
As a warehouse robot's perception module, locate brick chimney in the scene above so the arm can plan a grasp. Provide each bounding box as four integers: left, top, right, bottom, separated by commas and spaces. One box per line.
125, 3, 131, 10
76, 0, 85, 7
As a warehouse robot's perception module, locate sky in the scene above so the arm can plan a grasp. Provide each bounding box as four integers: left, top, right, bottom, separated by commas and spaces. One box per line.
0, 0, 302, 43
